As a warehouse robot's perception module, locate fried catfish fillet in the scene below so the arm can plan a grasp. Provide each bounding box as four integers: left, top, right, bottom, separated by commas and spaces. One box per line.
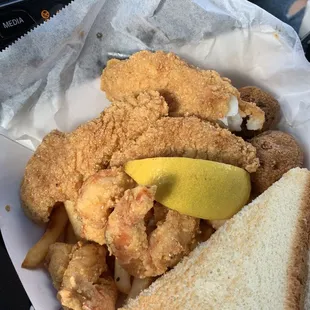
21, 91, 168, 223
111, 117, 259, 173
101, 51, 264, 131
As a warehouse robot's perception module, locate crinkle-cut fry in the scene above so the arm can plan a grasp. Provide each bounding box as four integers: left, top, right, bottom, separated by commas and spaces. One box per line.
115, 260, 132, 294
64, 200, 83, 240
128, 277, 154, 300
22, 205, 68, 269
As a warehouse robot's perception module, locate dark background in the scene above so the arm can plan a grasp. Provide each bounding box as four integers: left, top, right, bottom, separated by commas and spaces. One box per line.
0, 233, 31, 310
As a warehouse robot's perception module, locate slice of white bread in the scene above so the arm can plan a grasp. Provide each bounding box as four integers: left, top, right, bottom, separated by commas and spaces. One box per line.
121, 168, 310, 310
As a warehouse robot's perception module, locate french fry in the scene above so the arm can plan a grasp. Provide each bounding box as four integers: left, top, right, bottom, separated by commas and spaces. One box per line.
64, 222, 78, 244
22, 205, 68, 268
128, 277, 153, 299
115, 260, 131, 294
64, 200, 83, 240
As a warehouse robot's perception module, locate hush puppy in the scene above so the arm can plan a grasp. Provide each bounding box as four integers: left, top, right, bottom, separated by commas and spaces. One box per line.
250, 130, 303, 194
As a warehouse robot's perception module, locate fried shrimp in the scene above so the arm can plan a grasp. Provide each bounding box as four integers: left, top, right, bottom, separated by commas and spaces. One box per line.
105, 186, 199, 278
58, 242, 118, 310
110, 117, 259, 173
45, 243, 73, 290
75, 168, 135, 245
101, 50, 265, 131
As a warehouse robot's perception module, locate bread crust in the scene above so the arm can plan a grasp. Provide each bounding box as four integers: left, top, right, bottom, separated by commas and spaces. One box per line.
286, 175, 310, 310
121, 169, 310, 310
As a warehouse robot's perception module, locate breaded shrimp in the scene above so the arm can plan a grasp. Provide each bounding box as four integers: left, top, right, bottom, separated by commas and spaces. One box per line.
101, 51, 264, 131
75, 168, 135, 245
58, 242, 117, 310
45, 242, 73, 290
105, 186, 199, 278
21, 91, 168, 223
110, 117, 259, 173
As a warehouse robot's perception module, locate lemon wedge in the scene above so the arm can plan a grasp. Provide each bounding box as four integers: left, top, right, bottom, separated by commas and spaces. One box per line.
124, 157, 251, 220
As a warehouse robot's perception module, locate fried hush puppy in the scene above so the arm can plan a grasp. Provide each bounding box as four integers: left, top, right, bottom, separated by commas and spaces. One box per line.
250, 131, 303, 194
239, 86, 280, 138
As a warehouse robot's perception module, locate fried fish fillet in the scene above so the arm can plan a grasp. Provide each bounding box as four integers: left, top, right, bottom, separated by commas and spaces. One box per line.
239, 86, 280, 137
57, 242, 117, 310
110, 117, 259, 173
21, 91, 168, 223
101, 51, 264, 131
78, 118, 258, 247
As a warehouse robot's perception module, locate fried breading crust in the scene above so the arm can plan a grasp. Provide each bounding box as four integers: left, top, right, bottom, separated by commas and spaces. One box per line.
110, 117, 259, 173
76, 167, 135, 245
45, 243, 73, 290
101, 51, 235, 119
21, 130, 75, 223
105, 186, 199, 278
101, 51, 264, 129
239, 86, 280, 138
21, 91, 168, 223
58, 242, 117, 310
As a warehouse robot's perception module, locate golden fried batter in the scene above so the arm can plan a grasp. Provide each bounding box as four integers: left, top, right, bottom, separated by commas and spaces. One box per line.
239, 86, 280, 137
45, 243, 73, 290
75, 168, 135, 245
105, 186, 199, 278
21, 91, 168, 223
149, 207, 199, 274
58, 242, 117, 310
21, 130, 74, 223
250, 131, 303, 194
110, 117, 259, 173
101, 51, 264, 131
